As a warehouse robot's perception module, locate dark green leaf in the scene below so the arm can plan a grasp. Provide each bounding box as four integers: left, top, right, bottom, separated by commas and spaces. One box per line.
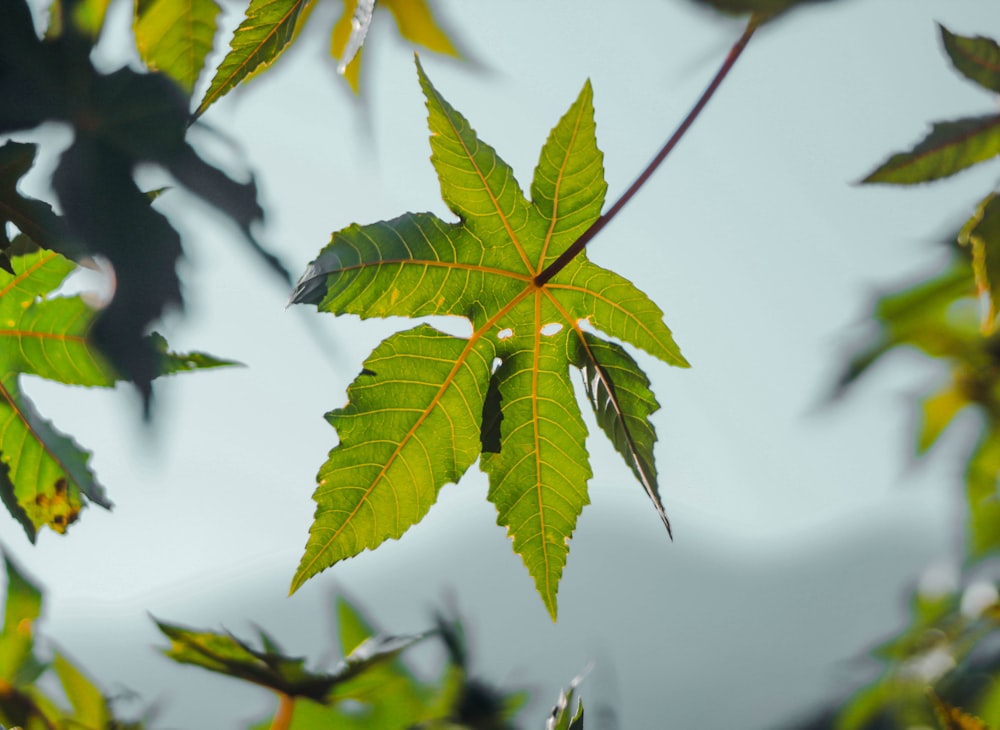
0, 141, 74, 272
862, 115, 1000, 184
941, 24, 1000, 95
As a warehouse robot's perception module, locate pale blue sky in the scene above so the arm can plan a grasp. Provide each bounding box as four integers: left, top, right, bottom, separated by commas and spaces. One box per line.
6, 0, 1000, 727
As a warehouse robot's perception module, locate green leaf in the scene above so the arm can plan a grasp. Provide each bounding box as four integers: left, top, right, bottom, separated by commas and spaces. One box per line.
156, 619, 339, 700
156, 615, 426, 701
51, 652, 111, 728
134, 0, 222, 97
967, 425, 1000, 560
194, 0, 316, 118
0, 243, 113, 539
0, 551, 43, 685
941, 24, 1000, 95
931, 693, 993, 730
917, 383, 968, 453
547, 671, 587, 730
291, 59, 686, 618
862, 115, 1000, 184
572, 332, 670, 534
959, 192, 1000, 332
0, 242, 236, 539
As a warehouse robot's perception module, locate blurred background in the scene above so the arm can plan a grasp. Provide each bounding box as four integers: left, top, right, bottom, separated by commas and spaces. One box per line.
5, 0, 1000, 726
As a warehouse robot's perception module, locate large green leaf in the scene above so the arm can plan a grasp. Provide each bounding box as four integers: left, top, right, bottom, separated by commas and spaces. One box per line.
134, 0, 222, 97
0, 241, 235, 540
291, 59, 687, 617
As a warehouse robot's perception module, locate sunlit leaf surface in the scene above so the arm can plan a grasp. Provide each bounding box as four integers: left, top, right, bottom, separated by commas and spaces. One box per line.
291, 58, 686, 618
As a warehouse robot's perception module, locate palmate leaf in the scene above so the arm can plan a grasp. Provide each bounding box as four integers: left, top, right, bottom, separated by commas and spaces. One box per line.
291, 58, 687, 618
0, 241, 235, 540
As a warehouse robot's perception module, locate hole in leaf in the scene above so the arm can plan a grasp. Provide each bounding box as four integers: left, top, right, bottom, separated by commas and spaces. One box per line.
497, 328, 513, 340
540, 322, 563, 336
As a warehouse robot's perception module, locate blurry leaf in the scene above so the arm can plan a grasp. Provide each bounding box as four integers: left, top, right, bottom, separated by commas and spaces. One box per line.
1, 0, 288, 403
0, 552, 43, 685
0, 141, 73, 273
382, 0, 458, 56
134, 0, 222, 96
51, 652, 112, 728
290, 60, 685, 618
941, 24, 1000, 95
332, 0, 373, 94
959, 192, 1000, 332
156, 616, 425, 702
331, 0, 458, 93
967, 425, 1000, 560
146, 331, 242, 374
336, 594, 377, 656
194, 0, 317, 118
918, 383, 969, 453
683, 0, 838, 21
47, 0, 114, 40
862, 116, 1000, 184
547, 670, 587, 730
931, 692, 992, 730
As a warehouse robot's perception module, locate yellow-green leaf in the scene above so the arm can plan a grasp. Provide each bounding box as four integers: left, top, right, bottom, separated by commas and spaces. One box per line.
291, 59, 686, 617
194, 0, 316, 118
134, 0, 222, 96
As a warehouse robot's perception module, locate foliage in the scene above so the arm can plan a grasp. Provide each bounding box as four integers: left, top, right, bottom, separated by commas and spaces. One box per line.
797, 22, 1000, 730
862, 24, 1000, 331
288, 57, 687, 618
194, 0, 458, 115
0, 237, 234, 541
0, 550, 147, 729
0, 0, 285, 404
5, 0, 1000, 727
0, 554, 575, 730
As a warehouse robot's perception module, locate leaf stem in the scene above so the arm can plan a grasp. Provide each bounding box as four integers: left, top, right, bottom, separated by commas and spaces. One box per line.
270, 693, 295, 730
534, 14, 761, 287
